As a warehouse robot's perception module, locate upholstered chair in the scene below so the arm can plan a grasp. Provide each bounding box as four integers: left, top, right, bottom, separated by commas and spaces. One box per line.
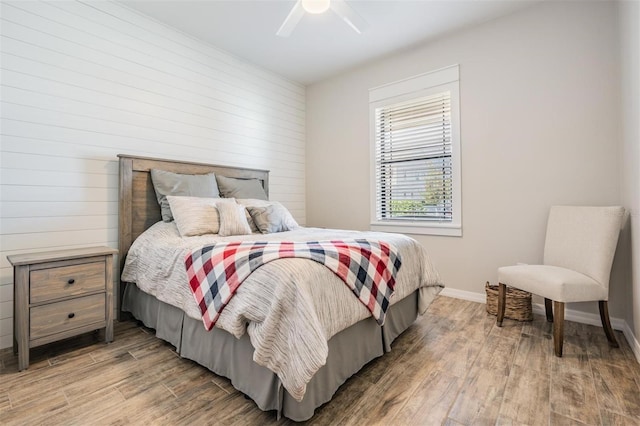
496, 206, 625, 357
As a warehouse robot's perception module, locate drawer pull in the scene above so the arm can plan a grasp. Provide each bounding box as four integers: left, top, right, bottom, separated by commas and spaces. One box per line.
67, 278, 75, 285
68, 313, 75, 319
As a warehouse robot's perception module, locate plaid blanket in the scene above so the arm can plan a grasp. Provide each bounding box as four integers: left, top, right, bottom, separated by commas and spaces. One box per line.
185, 239, 402, 331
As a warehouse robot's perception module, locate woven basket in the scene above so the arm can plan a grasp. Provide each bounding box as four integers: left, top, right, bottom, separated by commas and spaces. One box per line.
485, 281, 533, 321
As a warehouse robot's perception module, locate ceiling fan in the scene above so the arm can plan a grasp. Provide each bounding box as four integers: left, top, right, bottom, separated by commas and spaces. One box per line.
277, 0, 368, 37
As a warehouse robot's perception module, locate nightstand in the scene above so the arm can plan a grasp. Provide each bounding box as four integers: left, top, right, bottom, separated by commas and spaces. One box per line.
7, 246, 118, 371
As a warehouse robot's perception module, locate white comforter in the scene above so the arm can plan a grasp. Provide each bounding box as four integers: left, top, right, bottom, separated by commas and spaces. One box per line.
121, 222, 443, 400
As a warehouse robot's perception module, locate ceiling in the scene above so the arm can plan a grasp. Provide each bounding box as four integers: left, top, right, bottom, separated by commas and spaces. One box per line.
120, 0, 539, 85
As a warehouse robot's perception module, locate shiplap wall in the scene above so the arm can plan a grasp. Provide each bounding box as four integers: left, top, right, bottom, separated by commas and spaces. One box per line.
0, 1, 306, 349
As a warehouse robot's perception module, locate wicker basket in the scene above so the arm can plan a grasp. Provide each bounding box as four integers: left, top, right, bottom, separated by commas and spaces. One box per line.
485, 281, 533, 321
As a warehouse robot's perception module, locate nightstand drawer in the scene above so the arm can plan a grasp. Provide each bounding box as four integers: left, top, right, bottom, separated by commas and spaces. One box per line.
30, 261, 105, 303
30, 293, 106, 340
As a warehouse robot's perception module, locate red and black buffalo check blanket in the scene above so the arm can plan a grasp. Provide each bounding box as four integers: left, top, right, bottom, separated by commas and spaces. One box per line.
185, 239, 402, 330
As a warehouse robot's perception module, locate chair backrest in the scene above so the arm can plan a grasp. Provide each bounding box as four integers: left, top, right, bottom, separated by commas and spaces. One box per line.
543, 206, 624, 288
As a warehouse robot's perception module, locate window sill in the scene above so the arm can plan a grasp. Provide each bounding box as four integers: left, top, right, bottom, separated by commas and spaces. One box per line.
370, 221, 462, 237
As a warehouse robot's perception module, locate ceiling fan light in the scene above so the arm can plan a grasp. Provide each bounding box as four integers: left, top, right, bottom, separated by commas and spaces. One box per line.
301, 0, 330, 14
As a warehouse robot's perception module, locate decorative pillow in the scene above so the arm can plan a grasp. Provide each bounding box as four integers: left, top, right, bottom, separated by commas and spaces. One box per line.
216, 175, 268, 200
166, 196, 222, 237
246, 202, 300, 234
236, 198, 270, 232
150, 169, 220, 222
217, 200, 252, 237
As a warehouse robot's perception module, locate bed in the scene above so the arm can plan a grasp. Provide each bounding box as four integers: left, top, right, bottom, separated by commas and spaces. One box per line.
117, 154, 443, 421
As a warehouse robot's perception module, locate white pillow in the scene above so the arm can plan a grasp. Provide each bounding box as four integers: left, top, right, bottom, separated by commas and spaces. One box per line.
237, 199, 300, 232
217, 200, 252, 237
166, 196, 223, 237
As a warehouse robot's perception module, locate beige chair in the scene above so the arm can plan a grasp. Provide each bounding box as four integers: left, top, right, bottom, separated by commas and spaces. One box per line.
496, 206, 624, 357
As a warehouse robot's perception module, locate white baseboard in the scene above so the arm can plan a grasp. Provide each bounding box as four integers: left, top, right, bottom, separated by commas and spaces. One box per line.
439, 287, 486, 304
439, 287, 640, 364
622, 322, 640, 363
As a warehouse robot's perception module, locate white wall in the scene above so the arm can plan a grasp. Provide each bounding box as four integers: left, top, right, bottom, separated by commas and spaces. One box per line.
619, 0, 640, 347
307, 2, 626, 318
0, 1, 306, 349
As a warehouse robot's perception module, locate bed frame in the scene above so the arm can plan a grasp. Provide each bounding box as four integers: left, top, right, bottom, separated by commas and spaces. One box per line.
116, 154, 428, 421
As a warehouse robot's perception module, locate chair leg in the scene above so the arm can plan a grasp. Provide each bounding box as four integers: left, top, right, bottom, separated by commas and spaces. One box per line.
544, 298, 554, 322
599, 301, 619, 348
553, 301, 564, 357
496, 283, 506, 327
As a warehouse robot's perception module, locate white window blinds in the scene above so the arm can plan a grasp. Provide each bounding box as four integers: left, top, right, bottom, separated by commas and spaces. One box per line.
374, 91, 453, 222
369, 65, 461, 236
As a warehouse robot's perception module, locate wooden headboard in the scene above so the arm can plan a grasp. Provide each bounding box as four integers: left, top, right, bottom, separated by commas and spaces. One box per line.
117, 154, 269, 319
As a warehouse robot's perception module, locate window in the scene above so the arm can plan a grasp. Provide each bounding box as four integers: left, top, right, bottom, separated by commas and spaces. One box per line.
369, 65, 461, 236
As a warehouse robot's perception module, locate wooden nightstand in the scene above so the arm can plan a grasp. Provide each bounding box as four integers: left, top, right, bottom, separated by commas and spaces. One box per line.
7, 246, 118, 371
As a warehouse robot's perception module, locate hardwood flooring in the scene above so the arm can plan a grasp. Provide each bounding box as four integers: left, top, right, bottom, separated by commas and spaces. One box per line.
1, 296, 639, 425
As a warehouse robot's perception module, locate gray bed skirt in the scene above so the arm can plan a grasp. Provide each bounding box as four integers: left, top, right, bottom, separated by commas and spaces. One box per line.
122, 283, 426, 421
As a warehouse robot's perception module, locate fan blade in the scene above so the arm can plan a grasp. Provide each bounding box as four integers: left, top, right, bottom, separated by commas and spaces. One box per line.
277, 1, 305, 37
330, 0, 368, 34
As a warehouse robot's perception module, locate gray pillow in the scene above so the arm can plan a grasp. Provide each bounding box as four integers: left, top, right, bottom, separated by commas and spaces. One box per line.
236, 198, 271, 232
216, 175, 268, 200
150, 169, 220, 222
247, 204, 299, 234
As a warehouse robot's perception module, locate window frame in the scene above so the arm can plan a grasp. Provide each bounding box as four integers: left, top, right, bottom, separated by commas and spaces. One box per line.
369, 65, 462, 237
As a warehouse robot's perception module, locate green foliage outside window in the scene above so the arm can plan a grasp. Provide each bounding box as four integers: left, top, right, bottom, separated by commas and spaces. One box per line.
387, 173, 451, 218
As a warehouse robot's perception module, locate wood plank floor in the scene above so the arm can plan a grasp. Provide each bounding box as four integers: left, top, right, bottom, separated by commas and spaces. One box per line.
2, 296, 640, 425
